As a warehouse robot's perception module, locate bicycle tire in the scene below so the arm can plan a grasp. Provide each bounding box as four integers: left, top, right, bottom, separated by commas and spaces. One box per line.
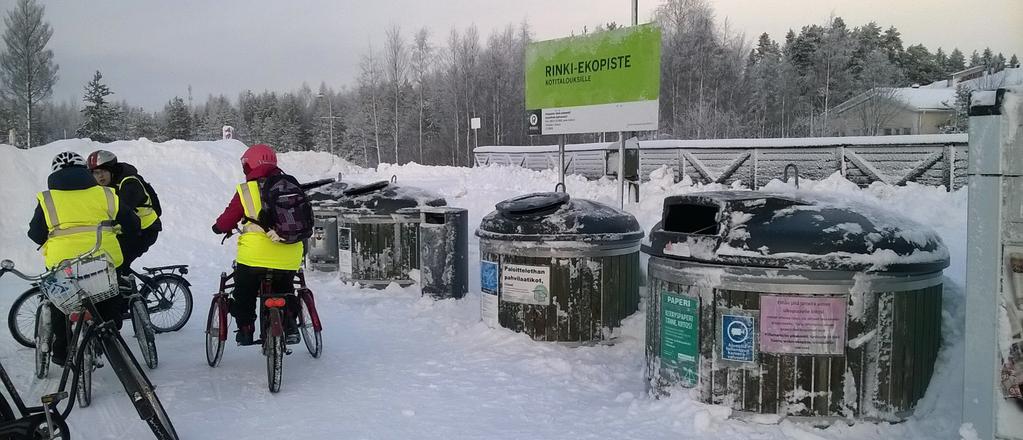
130, 299, 158, 370
34, 304, 51, 379
30, 411, 70, 440
77, 341, 94, 408
9, 287, 41, 348
102, 334, 178, 440
266, 334, 284, 393
298, 294, 322, 358
143, 275, 193, 333
205, 297, 226, 368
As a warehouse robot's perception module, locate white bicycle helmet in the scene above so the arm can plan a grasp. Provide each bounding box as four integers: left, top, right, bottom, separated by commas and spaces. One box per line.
51, 151, 86, 172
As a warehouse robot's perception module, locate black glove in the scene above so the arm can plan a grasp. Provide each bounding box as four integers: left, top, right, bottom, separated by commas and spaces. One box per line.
212, 224, 221, 234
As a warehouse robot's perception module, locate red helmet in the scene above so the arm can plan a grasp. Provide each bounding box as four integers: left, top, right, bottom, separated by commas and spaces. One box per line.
240, 144, 277, 175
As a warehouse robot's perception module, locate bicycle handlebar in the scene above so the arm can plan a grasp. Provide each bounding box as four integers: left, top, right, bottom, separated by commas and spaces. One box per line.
0, 222, 113, 282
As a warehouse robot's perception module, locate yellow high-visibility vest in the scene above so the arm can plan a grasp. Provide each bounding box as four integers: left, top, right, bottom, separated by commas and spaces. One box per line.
235, 181, 303, 271
37, 186, 123, 268
118, 175, 158, 229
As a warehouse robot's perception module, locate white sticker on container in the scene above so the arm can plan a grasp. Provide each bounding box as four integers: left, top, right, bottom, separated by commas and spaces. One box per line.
338, 226, 353, 279
500, 263, 551, 306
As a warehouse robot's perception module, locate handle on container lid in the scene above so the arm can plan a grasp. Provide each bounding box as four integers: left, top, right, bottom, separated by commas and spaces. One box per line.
496, 192, 569, 217
343, 180, 389, 196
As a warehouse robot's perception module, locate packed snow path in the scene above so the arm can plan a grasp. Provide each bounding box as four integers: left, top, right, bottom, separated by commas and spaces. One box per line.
0, 139, 968, 439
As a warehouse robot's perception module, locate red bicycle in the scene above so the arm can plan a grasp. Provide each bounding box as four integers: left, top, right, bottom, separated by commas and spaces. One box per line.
204, 267, 323, 393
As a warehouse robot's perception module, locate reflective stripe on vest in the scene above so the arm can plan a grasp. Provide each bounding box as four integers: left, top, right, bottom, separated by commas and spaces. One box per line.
118, 175, 158, 229
234, 181, 303, 271
37, 186, 123, 268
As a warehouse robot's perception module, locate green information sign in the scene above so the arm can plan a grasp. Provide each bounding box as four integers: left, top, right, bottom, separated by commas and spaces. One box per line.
660, 290, 699, 387
525, 24, 661, 135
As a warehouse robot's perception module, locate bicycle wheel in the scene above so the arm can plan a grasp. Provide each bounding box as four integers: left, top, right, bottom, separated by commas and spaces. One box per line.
143, 275, 193, 333
77, 340, 95, 408
266, 334, 284, 393
30, 411, 70, 439
205, 297, 227, 368
298, 293, 322, 358
9, 287, 41, 348
34, 304, 51, 379
102, 335, 178, 440
129, 298, 158, 370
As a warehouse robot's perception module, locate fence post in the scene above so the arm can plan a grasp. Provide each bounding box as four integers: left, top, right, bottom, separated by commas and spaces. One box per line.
752, 148, 760, 190
944, 144, 956, 191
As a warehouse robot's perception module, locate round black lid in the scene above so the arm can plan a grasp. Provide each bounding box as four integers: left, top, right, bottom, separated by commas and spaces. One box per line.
478, 192, 643, 242
643, 191, 949, 273
315, 181, 445, 213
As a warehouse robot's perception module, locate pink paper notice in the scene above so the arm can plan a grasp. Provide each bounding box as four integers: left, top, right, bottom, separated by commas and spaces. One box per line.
759, 295, 847, 355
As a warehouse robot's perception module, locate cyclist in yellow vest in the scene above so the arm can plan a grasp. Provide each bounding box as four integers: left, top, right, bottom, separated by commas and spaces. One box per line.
27, 152, 141, 366
212, 144, 302, 346
86, 150, 161, 276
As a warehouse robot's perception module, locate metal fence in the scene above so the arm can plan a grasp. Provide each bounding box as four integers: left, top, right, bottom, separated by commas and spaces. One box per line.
473, 134, 969, 191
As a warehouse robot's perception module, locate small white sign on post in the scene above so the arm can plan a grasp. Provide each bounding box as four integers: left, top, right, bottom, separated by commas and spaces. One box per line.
470, 117, 481, 130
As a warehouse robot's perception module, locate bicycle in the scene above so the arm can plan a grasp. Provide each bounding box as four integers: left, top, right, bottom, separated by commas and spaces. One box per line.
0, 225, 178, 439
8, 265, 191, 354
0, 353, 70, 439
205, 266, 323, 393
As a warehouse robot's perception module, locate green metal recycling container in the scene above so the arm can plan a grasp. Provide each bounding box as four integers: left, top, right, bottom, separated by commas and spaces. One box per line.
328, 180, 445, 288
398, 206, 469, 299
477, 192, 643, 342
643, 191, 949, 422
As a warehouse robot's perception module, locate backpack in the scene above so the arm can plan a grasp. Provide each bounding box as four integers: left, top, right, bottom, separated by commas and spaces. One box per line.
137, 175, 163, 217
256, 173, 314, 244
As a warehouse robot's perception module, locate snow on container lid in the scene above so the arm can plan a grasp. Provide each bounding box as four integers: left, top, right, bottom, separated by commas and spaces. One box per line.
308, 180, 350, 203
477, 192, 643, 242
643, 190, 949, 273
316, 180, 446, 214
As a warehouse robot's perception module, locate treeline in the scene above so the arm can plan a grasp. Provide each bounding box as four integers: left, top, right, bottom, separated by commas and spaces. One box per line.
3, 0, 1018, 167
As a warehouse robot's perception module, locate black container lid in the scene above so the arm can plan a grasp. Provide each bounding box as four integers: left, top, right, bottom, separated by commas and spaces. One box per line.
314, 181, 445, 214
478, 192, 643, 242
643, 191, 949, 273
308, 180, 350, 202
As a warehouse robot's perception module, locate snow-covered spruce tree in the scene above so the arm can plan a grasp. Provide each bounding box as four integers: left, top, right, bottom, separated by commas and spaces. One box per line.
162, 96, 192, 140
0, 0, 58, 148
76, 70, 120, 142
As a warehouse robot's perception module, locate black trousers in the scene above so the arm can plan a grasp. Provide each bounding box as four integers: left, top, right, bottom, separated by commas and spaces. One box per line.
118, 227, 159, 274
230, 263, 297, 328
50, 294, 125, 363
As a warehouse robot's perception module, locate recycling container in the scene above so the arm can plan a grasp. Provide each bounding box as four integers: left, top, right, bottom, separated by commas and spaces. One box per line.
477, 192, 643, 342
643, 191, 949, 422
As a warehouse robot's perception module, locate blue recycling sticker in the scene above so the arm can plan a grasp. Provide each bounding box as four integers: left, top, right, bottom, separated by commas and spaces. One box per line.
721, 314, 755, 363
481, 260, 498, 295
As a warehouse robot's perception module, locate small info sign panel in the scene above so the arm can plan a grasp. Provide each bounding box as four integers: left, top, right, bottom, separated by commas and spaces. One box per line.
759, 295, 847, 355
501, 263, 551, 306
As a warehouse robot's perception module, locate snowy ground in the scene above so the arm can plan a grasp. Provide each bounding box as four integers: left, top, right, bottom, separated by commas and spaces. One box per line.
0, 139, 969, 439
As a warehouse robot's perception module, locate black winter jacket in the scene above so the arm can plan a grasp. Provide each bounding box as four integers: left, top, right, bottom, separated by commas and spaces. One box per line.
28, 166, 141, 246
110, 163, 162, 231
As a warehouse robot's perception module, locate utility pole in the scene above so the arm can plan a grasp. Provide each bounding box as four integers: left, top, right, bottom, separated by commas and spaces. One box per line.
316, 93, 343, 162
632, 0, 638, 26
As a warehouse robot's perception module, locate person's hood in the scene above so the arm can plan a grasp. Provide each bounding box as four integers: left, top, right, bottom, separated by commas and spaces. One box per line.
113, 163, 139, 183
47, 166, 98, 191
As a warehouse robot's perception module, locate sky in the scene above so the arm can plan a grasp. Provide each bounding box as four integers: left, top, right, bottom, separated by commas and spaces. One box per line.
4, 0, 1020, 111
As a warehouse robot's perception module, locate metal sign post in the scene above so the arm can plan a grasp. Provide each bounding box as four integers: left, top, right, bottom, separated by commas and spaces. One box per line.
558, 134, 566, 188
618, 132, 625, 208
964, 88, 1023, 440
471, 117, 481, 152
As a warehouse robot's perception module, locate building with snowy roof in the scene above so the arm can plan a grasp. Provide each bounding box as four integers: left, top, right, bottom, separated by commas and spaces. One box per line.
829, 67, 1021, 137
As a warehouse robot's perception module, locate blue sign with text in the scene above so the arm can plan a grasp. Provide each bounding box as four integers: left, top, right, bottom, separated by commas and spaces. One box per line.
721, 314, 755, 363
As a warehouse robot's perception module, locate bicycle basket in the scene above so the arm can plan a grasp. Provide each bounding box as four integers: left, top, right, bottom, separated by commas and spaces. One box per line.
40, 256, 118, 314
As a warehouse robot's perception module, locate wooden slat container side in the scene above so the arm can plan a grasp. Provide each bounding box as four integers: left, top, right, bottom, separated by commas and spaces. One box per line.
647, 270, 944, 421
343, 221, 418, 284
488, 248, 641, 343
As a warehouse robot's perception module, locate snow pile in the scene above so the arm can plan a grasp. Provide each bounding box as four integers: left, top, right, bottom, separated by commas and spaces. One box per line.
0, 139, 969, 439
